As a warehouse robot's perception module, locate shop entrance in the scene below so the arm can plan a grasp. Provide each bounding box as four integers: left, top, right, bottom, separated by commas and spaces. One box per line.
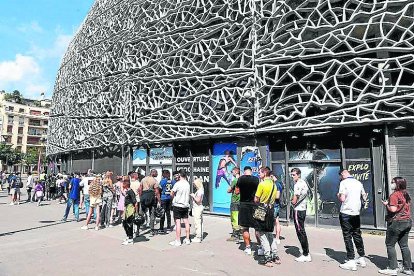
288, 162, 342, 227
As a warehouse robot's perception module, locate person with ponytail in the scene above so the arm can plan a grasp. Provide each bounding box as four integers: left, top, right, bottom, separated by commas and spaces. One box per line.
379, 177, 412, 276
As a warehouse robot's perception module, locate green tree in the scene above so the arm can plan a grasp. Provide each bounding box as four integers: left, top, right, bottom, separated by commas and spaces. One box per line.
3, 90, 23, 103
0, 145, 22, 166
23, 147, 39, 165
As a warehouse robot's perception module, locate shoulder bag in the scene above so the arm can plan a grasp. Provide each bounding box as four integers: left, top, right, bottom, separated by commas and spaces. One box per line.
253, 184, 275, 222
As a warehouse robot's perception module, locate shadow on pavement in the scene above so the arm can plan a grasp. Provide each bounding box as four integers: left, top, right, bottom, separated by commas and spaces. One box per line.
39, 220, 56, 223
367, 254, 388, 269
0, 221, 65, 237
284, 245, 301, 258
133, 235, 150, 243
324, 247, 347, 264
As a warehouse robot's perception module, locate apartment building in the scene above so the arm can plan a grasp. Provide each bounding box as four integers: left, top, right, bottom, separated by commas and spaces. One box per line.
0, 91, 51, 173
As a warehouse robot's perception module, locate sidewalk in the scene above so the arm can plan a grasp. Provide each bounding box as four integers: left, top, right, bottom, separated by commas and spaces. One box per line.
0, 189, 412, 276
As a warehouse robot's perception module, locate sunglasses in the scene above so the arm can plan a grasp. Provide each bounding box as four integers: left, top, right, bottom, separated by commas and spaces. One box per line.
290, 174, 297, 176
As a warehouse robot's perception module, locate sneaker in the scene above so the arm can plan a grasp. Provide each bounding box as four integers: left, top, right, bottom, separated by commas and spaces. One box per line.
183, 238, 191, 245
192, 237, 202, 243
226, 236, 238, 242
244, 247, 252, 255
169, 240, 181, 247
272, 255, 281, 264
295, 254, 312, 263
61, 218, 67, 222
80, 225, 88, 230
339, 260, 357, 271
94, 226, 99, 231
356, 256, 367, 268
400, 269, 412, 275
378, 268, 398, 275
158, 229, 165, 235
149, 231, 156, 237
275, 239, 281, 245
121, 238, 133, 245
257, 247, 265, 256
109, 224, 114, 228
9, 202, 14, 205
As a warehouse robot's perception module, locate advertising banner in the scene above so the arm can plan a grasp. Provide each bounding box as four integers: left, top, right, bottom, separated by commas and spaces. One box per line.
133, 148, 147, 165
149, 147, 173, 165
240, 146, 264, 177
212, 143, 237, 214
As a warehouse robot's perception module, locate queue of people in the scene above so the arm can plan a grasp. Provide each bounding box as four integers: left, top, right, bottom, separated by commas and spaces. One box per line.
225, 165, 411, 275
2, 166, 411, 275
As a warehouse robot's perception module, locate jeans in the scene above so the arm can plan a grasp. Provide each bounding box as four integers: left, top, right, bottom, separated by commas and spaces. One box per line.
385, 219, 412, 270
101, 196, 113, 227
259, 231, 277, 261
63, 198, 80, 221
293, 209, 309, 256
160, 199, 172, 230
84, 194, 91, 218
193, 205, 203, 239
339, 213, 365, 260
141, 204, 155, 230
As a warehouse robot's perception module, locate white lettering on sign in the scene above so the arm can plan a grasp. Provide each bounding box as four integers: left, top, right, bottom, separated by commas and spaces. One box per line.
176, 157, 191, 163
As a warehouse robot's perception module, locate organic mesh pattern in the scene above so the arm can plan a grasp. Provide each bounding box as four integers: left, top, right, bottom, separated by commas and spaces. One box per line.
47, 0, 414, 155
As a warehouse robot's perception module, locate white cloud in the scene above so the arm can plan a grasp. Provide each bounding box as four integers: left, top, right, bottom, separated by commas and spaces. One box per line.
17, 21, 43, 33
0, 54, 50, 99
0, 54, 40, 82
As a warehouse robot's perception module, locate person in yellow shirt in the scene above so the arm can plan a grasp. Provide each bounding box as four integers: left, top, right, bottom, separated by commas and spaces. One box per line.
254, 167, 280, 267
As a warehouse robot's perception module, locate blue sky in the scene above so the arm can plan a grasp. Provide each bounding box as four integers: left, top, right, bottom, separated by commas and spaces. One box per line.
0, 0, 95, 99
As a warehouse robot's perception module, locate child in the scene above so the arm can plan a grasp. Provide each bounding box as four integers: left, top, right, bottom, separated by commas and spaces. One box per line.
122, 177, 138, 245
34, 181, 44, 206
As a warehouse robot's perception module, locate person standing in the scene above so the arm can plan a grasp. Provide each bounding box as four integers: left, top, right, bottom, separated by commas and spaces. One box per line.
34, 180, 44, 206
101, 173, 115, 228
379, 177, 412, 276
62, 173, 81, 222
81, 177, 103, 230
271, 173, 283, 245
169, 169, 191, 246
159, 170, 174, 234
291, 168, 311, 262
227, 167, 241, 242
337, 169, 367, 271
237, 166, 260, 255
80, 173, 95, 220
138, 169, 160, 236
254, 167, 279, 267
190, 178, 204, 243
26, 172, 34, 202
121, 177, 138, 245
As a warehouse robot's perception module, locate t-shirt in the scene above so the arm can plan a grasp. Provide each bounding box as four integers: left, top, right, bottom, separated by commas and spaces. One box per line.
236, 175, 259, 203
69, 177, 81, 200
192, 188, 204, 206
80, 176, 94, 195
294, 179, 309, 211
338, 177, 366, 216
160, 178, 174, 201
255, 178, 277, 204
124, 189, 137, 207
141, 176, 159, 191
230, 177, 240, 203
171, 179, 190, 208
26, 175, 33, 188
130, 180, 140, 196
387, 191, 411, 221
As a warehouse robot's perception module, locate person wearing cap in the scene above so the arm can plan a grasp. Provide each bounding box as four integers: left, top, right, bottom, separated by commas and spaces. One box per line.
337, 169, 368, 271
236, 166, 260, 255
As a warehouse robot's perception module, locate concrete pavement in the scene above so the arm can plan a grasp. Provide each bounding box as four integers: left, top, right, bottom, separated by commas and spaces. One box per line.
0, 189, 413, 276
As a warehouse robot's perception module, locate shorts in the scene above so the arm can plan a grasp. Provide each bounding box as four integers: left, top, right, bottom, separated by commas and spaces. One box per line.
274, 205, 280, 218
9, 188, 15, 195
238, 202, 258, 229
90, 196, 102, 207
173, 206, 189, 220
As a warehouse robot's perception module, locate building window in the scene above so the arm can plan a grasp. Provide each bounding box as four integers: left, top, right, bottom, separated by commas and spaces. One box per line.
19, 108, 25, 113
7, 125, 13, 133
30, 110, 41, 116
28, 119, 40, 126
18, 127, 23, 134
17, 137, 22, 144
7, 116, 14, 124
18, 117, 24, 126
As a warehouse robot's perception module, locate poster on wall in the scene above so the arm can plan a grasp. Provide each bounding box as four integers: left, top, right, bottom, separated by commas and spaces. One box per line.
240, 146, 267, 177
133, 148, 147, 165
149, 147, 173, 165
346, 161, 374, 226
212, 143, 237, 214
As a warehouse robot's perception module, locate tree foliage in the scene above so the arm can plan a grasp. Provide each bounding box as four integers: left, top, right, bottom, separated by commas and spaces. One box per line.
3, 90, 23, 103
23, 147, 39, 165
0, 144, 22, 165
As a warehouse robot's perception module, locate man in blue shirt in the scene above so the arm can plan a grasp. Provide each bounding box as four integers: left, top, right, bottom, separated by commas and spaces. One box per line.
158, 170, 176, 234
62, 173, 81, 222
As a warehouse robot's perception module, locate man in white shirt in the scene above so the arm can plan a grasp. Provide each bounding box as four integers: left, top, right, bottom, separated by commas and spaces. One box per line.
169, 169, 191, 246
290, 168, 311, 262
26, 172, 34, 202
337, 169, 368, 271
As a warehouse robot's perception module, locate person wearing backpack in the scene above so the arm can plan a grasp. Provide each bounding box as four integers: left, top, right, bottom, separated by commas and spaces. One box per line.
379, 177, 412, 276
